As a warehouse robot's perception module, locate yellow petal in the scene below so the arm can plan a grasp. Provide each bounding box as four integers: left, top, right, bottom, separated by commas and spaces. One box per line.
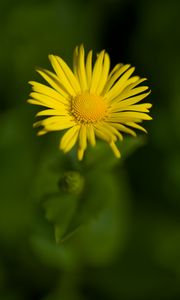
96, 53, 110, 95
124, 121, 147, 133
116, 86, 149, 102
29, 92, 68, 112
77, 45, 88, 91
87, 125, 96, 146
34, 116, 68, 127
86, 50, 93, 88
102, 64, 130, 95
109, 141, 121, 158
112, 128, 123, 141
29, 81, 68, 104
45, 121, 75, 131
95, 123, 117, 142
73, 46, 79, 77
77, 148, 84, 161
48, 55, 76, 96
55, 55, 81, 93
105, 67, 135, 101
37, 130, 47, 136
109, 63, 123, 77
79, 125, 87, 150
36, 68, 69, 99
90, 50, 105, 93
27, 99, 65, 111
114, 91, 151, 108
102, 122, 123, 141
111, 103, 152, 113
27, 99, 42, 106
125, 76, 140, 84
60, 125, 80, 152
110, 123, 137, 137
124, 103, 152, 112
34, 116, 75, 131
77, 125, 87, 161
36, 109, 66, 117
110, 111, 152, 121
119, 78, 147, 94
94, 127, 109, 142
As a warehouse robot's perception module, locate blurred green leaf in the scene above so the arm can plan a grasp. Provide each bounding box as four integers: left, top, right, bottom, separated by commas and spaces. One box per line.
66, 169, 130, 266
43, 193, 79, 243
31, 236, 77, 271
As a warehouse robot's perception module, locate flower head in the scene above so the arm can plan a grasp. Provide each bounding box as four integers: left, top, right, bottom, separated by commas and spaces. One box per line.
28, 45, 152, 160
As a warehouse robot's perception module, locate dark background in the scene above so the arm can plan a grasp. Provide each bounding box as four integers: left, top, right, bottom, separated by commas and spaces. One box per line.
0, 0, 180, 299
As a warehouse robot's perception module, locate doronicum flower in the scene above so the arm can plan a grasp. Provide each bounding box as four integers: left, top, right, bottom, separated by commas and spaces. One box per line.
28, 45, 152, 160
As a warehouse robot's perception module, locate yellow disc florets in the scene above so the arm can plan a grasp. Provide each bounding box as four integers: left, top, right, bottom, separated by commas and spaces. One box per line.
71, 92, 108, 123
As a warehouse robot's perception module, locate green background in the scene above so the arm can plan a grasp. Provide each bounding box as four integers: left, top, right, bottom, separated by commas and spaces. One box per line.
0, 0, 180, 299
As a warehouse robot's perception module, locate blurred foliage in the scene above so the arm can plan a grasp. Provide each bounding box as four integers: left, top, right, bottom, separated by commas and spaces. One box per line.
0, 0, 180, 299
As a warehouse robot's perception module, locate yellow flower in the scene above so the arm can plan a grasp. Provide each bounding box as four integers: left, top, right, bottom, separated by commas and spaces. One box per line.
28, 45, 152, 160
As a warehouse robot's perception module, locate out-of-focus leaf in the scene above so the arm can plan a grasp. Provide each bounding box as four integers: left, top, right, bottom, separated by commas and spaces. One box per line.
60, 171, 116, 242
31, 236, 77, 271
66, 170, 130, 266
42, 193, 79, 243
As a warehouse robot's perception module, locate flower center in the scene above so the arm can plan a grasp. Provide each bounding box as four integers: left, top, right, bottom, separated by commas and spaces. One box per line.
71, 93, 108, 123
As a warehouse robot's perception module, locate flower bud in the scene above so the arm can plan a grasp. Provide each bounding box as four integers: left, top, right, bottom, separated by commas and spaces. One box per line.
58, 171, 84, 195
